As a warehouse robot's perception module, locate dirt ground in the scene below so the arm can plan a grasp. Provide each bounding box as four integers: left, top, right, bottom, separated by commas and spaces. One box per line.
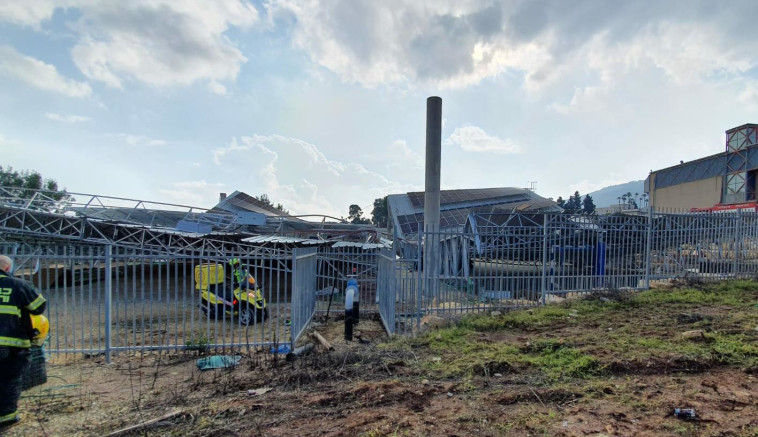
7, 281, 758, 437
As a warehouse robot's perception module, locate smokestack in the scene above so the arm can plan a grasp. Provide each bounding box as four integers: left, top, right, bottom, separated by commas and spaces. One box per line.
219, 192, 227, 202
424, 96, 442, 234
423, 97, 442, 296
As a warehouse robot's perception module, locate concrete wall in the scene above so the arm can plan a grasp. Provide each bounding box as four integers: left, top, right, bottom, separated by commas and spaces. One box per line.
649, 174, 722, 210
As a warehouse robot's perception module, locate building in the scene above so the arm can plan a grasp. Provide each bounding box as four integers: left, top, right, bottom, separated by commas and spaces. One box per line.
646, 123, 758, 211
387, 187, 561, 241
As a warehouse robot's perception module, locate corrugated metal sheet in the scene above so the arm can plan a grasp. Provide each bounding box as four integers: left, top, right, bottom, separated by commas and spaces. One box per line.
388, 187, 561, 239
241, 235, 327, 245
331, 241, 391, 249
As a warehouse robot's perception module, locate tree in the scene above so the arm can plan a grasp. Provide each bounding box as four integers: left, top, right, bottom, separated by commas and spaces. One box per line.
571, 191, 582, 210
582, 194, 596, 215
254, 194, 288, 214
0, 166, 71, 210
348, 204, 371, 224
556, 196, 566, 209
563, 191, 582, 214
371, 196, 388, 228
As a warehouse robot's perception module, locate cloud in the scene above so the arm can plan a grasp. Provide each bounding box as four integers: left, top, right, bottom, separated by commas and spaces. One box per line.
45, 113, 91, 123
0, 45, 92, 97
0, 0, 83, 27
212, 135, 420, 217
208, 80, 228, 95
111, 133, 168, 147
268, 0, 758, 91
0, 1, 259, 90
70, 1, 258, 89
445, 125, 521, 154
159, 180, 226, 206
0, 133, 21, 148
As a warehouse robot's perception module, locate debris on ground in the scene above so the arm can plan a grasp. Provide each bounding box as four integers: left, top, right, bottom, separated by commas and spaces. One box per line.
196, 355, 241, 370
247, 387, 273, 397
673, 408, 697, 420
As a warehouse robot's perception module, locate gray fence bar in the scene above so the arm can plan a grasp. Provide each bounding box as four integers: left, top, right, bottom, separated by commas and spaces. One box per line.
3, 208, 758, 357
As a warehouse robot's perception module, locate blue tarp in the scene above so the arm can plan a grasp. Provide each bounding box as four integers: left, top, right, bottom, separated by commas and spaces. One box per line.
196, 355, 242, 370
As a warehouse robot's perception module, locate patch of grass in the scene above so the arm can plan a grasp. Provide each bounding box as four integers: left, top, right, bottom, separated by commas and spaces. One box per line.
406, 280, 758, 381
418, 326, 599, 381
422, 333, 521, 378
522, 342, 600, 381
459, 306, 574, 332
184, 334, 209, 354
634, 280, 757, 307
709, 333, 758, 365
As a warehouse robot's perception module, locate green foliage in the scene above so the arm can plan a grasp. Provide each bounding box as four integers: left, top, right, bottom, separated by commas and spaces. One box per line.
370, 196, 388, 228
631, 285, 748, 307
458, 305, 575, 331
556, 191, 597, 214
582, 194, 596, 214
416, 280, 758, 381
563, 191, 582, 213
254, 194, 288, 214
522, 341, 600, 380
348, 204, 371, 224
0, 165, 72, 212
185, 334, 209, 354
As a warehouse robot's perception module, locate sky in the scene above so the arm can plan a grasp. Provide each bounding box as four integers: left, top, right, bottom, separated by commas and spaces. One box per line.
1, 0, 758, 217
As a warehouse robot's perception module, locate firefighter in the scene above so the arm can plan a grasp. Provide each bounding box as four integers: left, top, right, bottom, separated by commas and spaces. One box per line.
0, 255, 47, 429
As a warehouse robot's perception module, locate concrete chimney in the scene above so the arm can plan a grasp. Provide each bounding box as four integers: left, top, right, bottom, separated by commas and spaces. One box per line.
424, 96, 442, 234
423, 97, 442, 295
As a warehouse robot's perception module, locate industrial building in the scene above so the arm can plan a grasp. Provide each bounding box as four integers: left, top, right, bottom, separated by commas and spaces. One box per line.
387, 187, 561, 241
646, 123, 758, 211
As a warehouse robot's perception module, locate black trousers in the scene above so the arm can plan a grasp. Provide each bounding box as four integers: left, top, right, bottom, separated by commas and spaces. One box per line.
0, 347, 29, 423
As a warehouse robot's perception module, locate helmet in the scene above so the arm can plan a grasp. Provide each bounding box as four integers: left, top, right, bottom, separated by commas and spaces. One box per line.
30, 314, 49, 346
247, 276, 256, 286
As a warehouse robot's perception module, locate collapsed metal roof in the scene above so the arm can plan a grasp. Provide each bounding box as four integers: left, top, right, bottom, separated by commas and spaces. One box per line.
387, 187, 562, 240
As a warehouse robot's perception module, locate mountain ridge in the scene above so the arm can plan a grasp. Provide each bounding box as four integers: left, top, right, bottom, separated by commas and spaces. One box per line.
586, 180, 645, 208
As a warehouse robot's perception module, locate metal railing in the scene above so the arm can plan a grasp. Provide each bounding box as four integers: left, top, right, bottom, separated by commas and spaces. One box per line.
290, 247, 318, 350
6, 208, 758, 355
2, 241, 300, 361
387, 209, 758, 334
377, 248, 395, 334
314, 245, 383, 315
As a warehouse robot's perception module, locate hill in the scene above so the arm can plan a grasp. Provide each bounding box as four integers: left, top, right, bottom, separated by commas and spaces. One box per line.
587, 180, 645, 207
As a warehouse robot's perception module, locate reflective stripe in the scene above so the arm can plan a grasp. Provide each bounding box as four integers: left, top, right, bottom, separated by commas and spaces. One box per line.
0, 305, 21, 317
0, 336, 30, 348
0, 411, 18, 423
25, 294, 46, 311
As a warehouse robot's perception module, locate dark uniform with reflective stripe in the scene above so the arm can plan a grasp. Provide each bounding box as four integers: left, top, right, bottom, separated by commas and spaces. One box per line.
0, 271, 46, 426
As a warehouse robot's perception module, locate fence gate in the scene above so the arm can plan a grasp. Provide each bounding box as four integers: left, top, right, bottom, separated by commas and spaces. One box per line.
290, 247, 318, 349
376, 247, 395, 334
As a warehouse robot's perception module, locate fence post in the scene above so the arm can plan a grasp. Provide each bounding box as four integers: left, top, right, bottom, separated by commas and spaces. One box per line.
416, 231, 422, 333
733, 209, 741, 278
644, 206, 653, 289
104, 244, 112, 363
540, 214, 549, 306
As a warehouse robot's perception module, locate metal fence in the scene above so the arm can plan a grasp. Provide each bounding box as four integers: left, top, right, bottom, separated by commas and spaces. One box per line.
388, 209, 758, 334
314, 244, 384, 316
1, 240, 304, 361
376, 248, 395, 334
290, 247, 318, 350
5, 208, 758, 356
